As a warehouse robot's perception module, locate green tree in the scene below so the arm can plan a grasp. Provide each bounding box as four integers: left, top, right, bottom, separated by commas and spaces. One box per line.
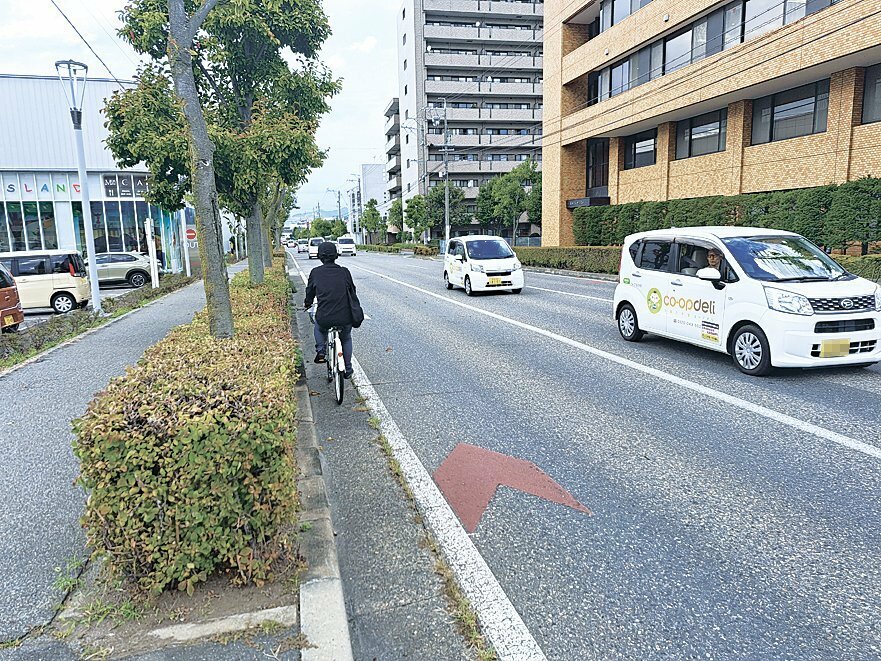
476, 178, 498, 230
405, 195, 430, 243
387, 198, 404, 243
112, 0, 337, 288
310, 218, 333, 238
361, 198, 384, 244
492, 160, 538, 245
426, 183, 468, 235
525, 176, 542, 228
331, 219, 347, 238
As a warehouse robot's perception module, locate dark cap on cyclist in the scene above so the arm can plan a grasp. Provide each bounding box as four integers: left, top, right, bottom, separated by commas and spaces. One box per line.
318, 241, 338, 263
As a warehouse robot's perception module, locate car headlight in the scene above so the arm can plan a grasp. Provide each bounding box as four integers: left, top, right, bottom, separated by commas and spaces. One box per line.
764, 287, 814, 316
512, 261, 522, 271
875, 287, 881, 312
471, 264, 485, 273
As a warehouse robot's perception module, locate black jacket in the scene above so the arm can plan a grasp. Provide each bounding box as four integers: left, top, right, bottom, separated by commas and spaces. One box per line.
304, 263, 360, 328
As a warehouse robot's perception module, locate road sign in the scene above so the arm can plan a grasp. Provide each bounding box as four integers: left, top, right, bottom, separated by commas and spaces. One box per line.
433, 443, 591, 533
186, 228, 197, 241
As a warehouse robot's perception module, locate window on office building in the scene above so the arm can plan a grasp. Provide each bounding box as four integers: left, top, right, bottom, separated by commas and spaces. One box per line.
623, 129, 657, 169
863, 64, 881, 124
404, 59, 407, 70
752, 79, 829, 144
676, 109, 728, 158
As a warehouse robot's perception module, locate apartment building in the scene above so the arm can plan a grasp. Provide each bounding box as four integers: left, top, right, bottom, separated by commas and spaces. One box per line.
543, 0, 881, 245
381, 97, 403, 225
395, 0, 545, 235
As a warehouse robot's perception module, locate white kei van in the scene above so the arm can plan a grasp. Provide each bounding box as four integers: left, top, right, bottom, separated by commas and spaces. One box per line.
0, 250, 91, 314
444, 235, 524, 296
613, 227, 881, 375
307, 237, 324, 259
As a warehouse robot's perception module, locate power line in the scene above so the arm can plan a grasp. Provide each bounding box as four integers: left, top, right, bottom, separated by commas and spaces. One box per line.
50, 0, 126, 88
75, 0, 139, 69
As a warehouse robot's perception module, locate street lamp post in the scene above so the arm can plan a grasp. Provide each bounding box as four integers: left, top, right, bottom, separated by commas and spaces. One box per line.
55, 60, 102, 314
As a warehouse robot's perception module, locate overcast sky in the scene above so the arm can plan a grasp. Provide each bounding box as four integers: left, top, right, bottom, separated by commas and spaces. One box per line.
0, 0, 398, 218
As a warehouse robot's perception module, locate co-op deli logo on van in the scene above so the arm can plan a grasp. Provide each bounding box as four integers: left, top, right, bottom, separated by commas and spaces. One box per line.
646, 288, 717, 315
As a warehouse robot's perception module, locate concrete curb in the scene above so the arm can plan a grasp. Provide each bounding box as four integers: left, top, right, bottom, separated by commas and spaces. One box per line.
291, 290, 355, 661
522, 265, 618, 281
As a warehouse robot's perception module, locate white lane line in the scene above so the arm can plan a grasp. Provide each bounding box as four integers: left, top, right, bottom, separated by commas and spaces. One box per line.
526, 285, 613, 303
347, 263, 881, 462
350, 357, 547, 661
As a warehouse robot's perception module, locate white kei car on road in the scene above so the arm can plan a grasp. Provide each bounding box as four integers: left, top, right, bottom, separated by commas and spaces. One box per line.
613, 226, 881, 376
443, 235, 524, 296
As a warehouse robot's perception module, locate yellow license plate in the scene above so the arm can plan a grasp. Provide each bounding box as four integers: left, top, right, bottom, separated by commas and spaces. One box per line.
820, 338, 850, 358
2, 315, 13, 326
488, 277, 502, 286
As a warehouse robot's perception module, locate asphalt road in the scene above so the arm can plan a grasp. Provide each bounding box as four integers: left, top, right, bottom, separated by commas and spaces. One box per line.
293, 250, 881, 660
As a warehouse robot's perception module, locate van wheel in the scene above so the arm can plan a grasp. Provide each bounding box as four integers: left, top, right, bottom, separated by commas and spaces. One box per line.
51, 293, 76, 314
731, 324, 772, 376
444, 272, 453, 290
617, 303, 644, 342
2, 323, 19, 333
464, 276, 474, 296
128, 271, 148, 288
511, 288, 522, 294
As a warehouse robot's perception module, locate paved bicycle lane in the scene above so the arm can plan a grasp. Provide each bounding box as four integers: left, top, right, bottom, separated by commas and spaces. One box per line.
0, 268, 246, 643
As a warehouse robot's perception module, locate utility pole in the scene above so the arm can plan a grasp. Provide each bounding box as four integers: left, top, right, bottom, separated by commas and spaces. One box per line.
442, 97, 451, 251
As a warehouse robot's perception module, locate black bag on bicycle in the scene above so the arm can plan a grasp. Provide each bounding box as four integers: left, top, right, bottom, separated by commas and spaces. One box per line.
348, 286, 365, 328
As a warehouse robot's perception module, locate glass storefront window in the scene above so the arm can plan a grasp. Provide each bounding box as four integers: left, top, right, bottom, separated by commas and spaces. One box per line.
105, 202, 124, 252
121, 201, 139, 252
91, 202, 109, 252
135, 201, 148, 253
72, 202, 86, 254
0, 203, 9, 252
23, 202, 42, 251
39, 202, 58, 250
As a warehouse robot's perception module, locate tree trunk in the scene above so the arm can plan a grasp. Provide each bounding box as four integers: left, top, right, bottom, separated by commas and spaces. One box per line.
246, 201, 265, 284
262, 227, 273, 268
167, 0, 233, 338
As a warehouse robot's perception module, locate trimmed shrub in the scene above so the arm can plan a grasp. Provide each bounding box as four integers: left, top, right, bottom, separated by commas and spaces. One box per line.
573, 177, 881, 249
835, 254, 881, 282
514, 246, 620, 274
73, 261, 297, 594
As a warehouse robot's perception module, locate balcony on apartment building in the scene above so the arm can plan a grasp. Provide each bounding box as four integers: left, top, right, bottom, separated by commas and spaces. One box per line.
385, 113, 400, 136
423, 0, 543, 18
386, 133, 401, 154
426, 132, 540, 147
439, 158, 537, 173
423, 24, 542, 43
386, 154, 402, 174
424, 79, 543, 95
386, 175, 402, 193
424, 52, 543, 70
440, 107, 543, 122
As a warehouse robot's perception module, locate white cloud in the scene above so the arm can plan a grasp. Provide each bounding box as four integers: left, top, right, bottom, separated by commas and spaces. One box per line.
349, 36, 377, 53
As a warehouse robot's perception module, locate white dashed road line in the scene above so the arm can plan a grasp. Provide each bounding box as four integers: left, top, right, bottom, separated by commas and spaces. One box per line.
347, 262, 881, 462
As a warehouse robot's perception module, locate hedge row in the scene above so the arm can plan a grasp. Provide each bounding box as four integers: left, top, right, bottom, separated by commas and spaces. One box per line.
0, 274, 198, 369
836, 254, 881, 281
73, 260, 298, 594
574, 177, 881, 249
514, 246, 620, 274
357, 243, 439, 256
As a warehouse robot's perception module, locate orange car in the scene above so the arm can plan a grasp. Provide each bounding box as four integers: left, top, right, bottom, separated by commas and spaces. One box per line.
0, 261, 24, 332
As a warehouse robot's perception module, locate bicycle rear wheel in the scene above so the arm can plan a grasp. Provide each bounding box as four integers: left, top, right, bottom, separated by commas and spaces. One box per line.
334, 366, 344, 404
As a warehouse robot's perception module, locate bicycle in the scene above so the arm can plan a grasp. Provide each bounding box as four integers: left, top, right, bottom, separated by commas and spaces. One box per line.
306, 305, 345, 405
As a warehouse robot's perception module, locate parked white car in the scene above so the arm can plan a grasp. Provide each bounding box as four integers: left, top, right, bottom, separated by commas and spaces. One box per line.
613, 227, 881, 375
443, 235, 523, 296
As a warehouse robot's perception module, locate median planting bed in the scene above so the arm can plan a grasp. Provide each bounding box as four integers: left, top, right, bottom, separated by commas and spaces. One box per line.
73, 260, 298, 595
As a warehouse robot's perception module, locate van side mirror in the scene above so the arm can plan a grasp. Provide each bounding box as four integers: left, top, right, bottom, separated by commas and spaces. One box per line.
454, 254, 463, 262
696, 267, 721, 281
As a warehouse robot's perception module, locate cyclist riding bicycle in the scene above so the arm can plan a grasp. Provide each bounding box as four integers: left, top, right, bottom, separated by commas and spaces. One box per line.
304, 241, 362, 379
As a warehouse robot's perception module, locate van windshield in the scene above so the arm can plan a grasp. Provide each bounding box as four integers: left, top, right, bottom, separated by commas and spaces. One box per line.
338, 238, 355, 245
722, 235, 851, 282
466, 240, 514, 260
310, 238, 324, 246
